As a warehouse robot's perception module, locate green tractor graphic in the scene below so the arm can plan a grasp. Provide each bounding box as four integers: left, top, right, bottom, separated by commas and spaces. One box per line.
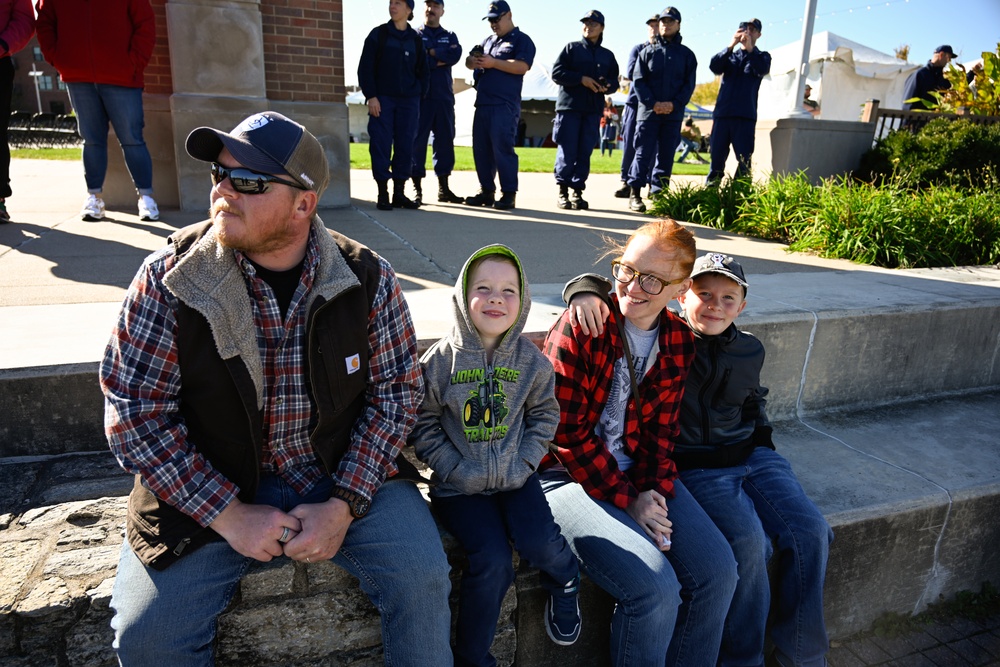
463, 377, 509, 428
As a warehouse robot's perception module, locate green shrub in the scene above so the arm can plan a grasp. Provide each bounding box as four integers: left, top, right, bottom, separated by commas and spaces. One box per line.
649, 171, 1000, 269
857, 118, 1000, 189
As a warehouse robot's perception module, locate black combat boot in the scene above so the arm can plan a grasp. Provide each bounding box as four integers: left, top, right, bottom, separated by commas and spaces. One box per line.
464, 189, 496, 207
557, 184, 571, 210
376, 180, 391, 211
613, 180, 630, 198
628, 186, 646, 213
412, 177, 423, 207
494, 191, 516, 210
437, 175, 464, 203
392, 179, 419, 209
571, 188, 589, 210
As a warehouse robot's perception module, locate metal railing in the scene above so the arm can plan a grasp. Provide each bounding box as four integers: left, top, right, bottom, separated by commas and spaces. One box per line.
8, 111, 81, 149
862, 100, 1000, 142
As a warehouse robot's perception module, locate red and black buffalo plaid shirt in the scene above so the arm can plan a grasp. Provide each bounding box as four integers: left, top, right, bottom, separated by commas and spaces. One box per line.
541, 296, 696, 509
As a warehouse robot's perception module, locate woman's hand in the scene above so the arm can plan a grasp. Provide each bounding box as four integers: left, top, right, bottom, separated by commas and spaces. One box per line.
626, 490, 673, 551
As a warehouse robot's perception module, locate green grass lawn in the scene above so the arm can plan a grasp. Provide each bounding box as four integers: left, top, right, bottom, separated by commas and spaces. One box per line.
350, 143, 710, 177
13, 144, 711, 178
12, 147, 83, 160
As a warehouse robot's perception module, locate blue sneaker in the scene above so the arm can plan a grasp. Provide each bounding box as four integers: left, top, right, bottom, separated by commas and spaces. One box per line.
544, 574, 581, 646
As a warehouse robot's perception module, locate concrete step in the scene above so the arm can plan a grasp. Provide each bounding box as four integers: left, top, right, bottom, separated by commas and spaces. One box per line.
4, 265, 1000, 458
1, 388, 998, 665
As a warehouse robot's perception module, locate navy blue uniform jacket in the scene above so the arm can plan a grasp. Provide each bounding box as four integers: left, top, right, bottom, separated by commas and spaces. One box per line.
632, 34, 697, 122
358, 21, 429, 101
709, 46, 771, 120
552, 36, 620, 114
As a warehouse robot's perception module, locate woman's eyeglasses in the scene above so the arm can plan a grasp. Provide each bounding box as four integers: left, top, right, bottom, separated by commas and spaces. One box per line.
211, 163, 306, 195
611, 260, 686, 295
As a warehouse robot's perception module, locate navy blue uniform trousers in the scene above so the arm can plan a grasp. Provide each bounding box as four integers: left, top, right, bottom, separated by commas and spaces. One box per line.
553, 110, 601, 190
412, 97, 457, 179
472, 103, 520, 193
368, 94, 420, 182
628, 115, 681, 192
709, 116, 756, 181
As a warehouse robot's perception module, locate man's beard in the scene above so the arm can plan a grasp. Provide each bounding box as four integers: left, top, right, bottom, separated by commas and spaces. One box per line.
211, 200, 299, 256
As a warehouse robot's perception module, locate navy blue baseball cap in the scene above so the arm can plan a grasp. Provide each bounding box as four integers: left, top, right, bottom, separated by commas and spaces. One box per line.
934, 45, 956, 57
739, 18, 763, 32
660, 6, 681, 22
186, 112, 330, 197
581, 10, 604, 26
484, 0, 510, 19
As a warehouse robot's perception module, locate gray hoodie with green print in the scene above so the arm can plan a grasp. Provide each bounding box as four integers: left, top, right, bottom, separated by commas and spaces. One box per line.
411, 244, 560, 498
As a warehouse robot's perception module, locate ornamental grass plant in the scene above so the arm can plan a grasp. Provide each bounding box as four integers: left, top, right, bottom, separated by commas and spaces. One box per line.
650, 118, 1000, 269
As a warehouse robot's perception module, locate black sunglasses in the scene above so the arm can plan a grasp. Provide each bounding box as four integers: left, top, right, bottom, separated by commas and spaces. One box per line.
487, 12, 507, 23
211, 163, 305, 195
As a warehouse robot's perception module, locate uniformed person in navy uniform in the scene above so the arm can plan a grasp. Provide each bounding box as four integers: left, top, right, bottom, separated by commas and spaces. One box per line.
706, 18, 771, 186
464, 0, 536, 211
614, 14, 660, 200
358, 0, 429, 211
551, 10, 619, 211
411, 0, 464, 206
626, 6, 697, 213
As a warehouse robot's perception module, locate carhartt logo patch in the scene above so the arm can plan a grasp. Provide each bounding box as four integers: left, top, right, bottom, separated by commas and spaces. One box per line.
345, 353, 361, 375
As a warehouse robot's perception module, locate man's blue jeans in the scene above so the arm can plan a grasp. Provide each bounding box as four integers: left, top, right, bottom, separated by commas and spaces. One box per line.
432, 475, 579, 667
110, 475, 453, 666
680, 448, 833, 667
66, 82, 153, 195
541, 472, 737, 666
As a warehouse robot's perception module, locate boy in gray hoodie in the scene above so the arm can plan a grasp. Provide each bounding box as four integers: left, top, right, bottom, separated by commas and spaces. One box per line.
412, 244, 581, 666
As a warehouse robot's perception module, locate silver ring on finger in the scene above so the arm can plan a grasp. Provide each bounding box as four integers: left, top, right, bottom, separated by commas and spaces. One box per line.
279, 527, 291, 543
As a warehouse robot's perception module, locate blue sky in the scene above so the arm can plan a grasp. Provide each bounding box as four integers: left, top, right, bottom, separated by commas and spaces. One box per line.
343, 0, 999, 86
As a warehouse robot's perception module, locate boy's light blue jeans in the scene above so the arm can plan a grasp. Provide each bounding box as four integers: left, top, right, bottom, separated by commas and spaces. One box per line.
680, 447, 833, 667
66, 82, 154, 195
110, 475, 453, 666
540, 472, 737, 666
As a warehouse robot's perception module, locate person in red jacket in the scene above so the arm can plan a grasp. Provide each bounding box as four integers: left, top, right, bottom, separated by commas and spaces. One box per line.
0, 0, 35, 223
35, 0, 159, 222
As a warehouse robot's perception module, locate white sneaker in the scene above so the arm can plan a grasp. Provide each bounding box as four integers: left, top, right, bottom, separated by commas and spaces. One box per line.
138, 195, 159, 221
80, 194, 105, 221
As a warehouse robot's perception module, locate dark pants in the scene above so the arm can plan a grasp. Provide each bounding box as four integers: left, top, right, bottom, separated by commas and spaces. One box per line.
617, 103, 637, 181
432, 475, 579, 667
628, 114, 681, 192
0, 57, 13, 199
553, 110, 601, 190
708, 116, 756, 182
368, 94, 420, 182
472, 103, 520, 193
412, 96, 456, 179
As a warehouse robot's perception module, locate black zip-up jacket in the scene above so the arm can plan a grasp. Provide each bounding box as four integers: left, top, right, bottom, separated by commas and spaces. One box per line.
552, 35, 620, 114
358, 21, 429, 100
672, 319, 773, 470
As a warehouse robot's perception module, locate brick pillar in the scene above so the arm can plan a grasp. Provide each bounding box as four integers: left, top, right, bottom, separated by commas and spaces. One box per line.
105, 0, 351, 212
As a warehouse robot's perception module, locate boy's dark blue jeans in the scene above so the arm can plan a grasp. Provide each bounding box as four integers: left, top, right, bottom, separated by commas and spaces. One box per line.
432, 474, 579, 667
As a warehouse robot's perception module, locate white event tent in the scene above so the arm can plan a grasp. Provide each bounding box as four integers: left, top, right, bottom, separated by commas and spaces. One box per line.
757, 31, 920, 122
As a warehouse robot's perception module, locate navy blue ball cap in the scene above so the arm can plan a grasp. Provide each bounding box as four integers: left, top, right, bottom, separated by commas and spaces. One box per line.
660, 6, 681, 22
483, 0, 510, 19
934, 45, 956, 57
581, 10, 604, 26
186, 112, 330, 197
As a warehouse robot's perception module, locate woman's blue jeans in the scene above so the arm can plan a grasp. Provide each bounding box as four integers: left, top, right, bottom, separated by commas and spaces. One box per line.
66, 82, 154, 194
540, 472, 737, 666
681, 447, 833, 667
110, 475, 453, 666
